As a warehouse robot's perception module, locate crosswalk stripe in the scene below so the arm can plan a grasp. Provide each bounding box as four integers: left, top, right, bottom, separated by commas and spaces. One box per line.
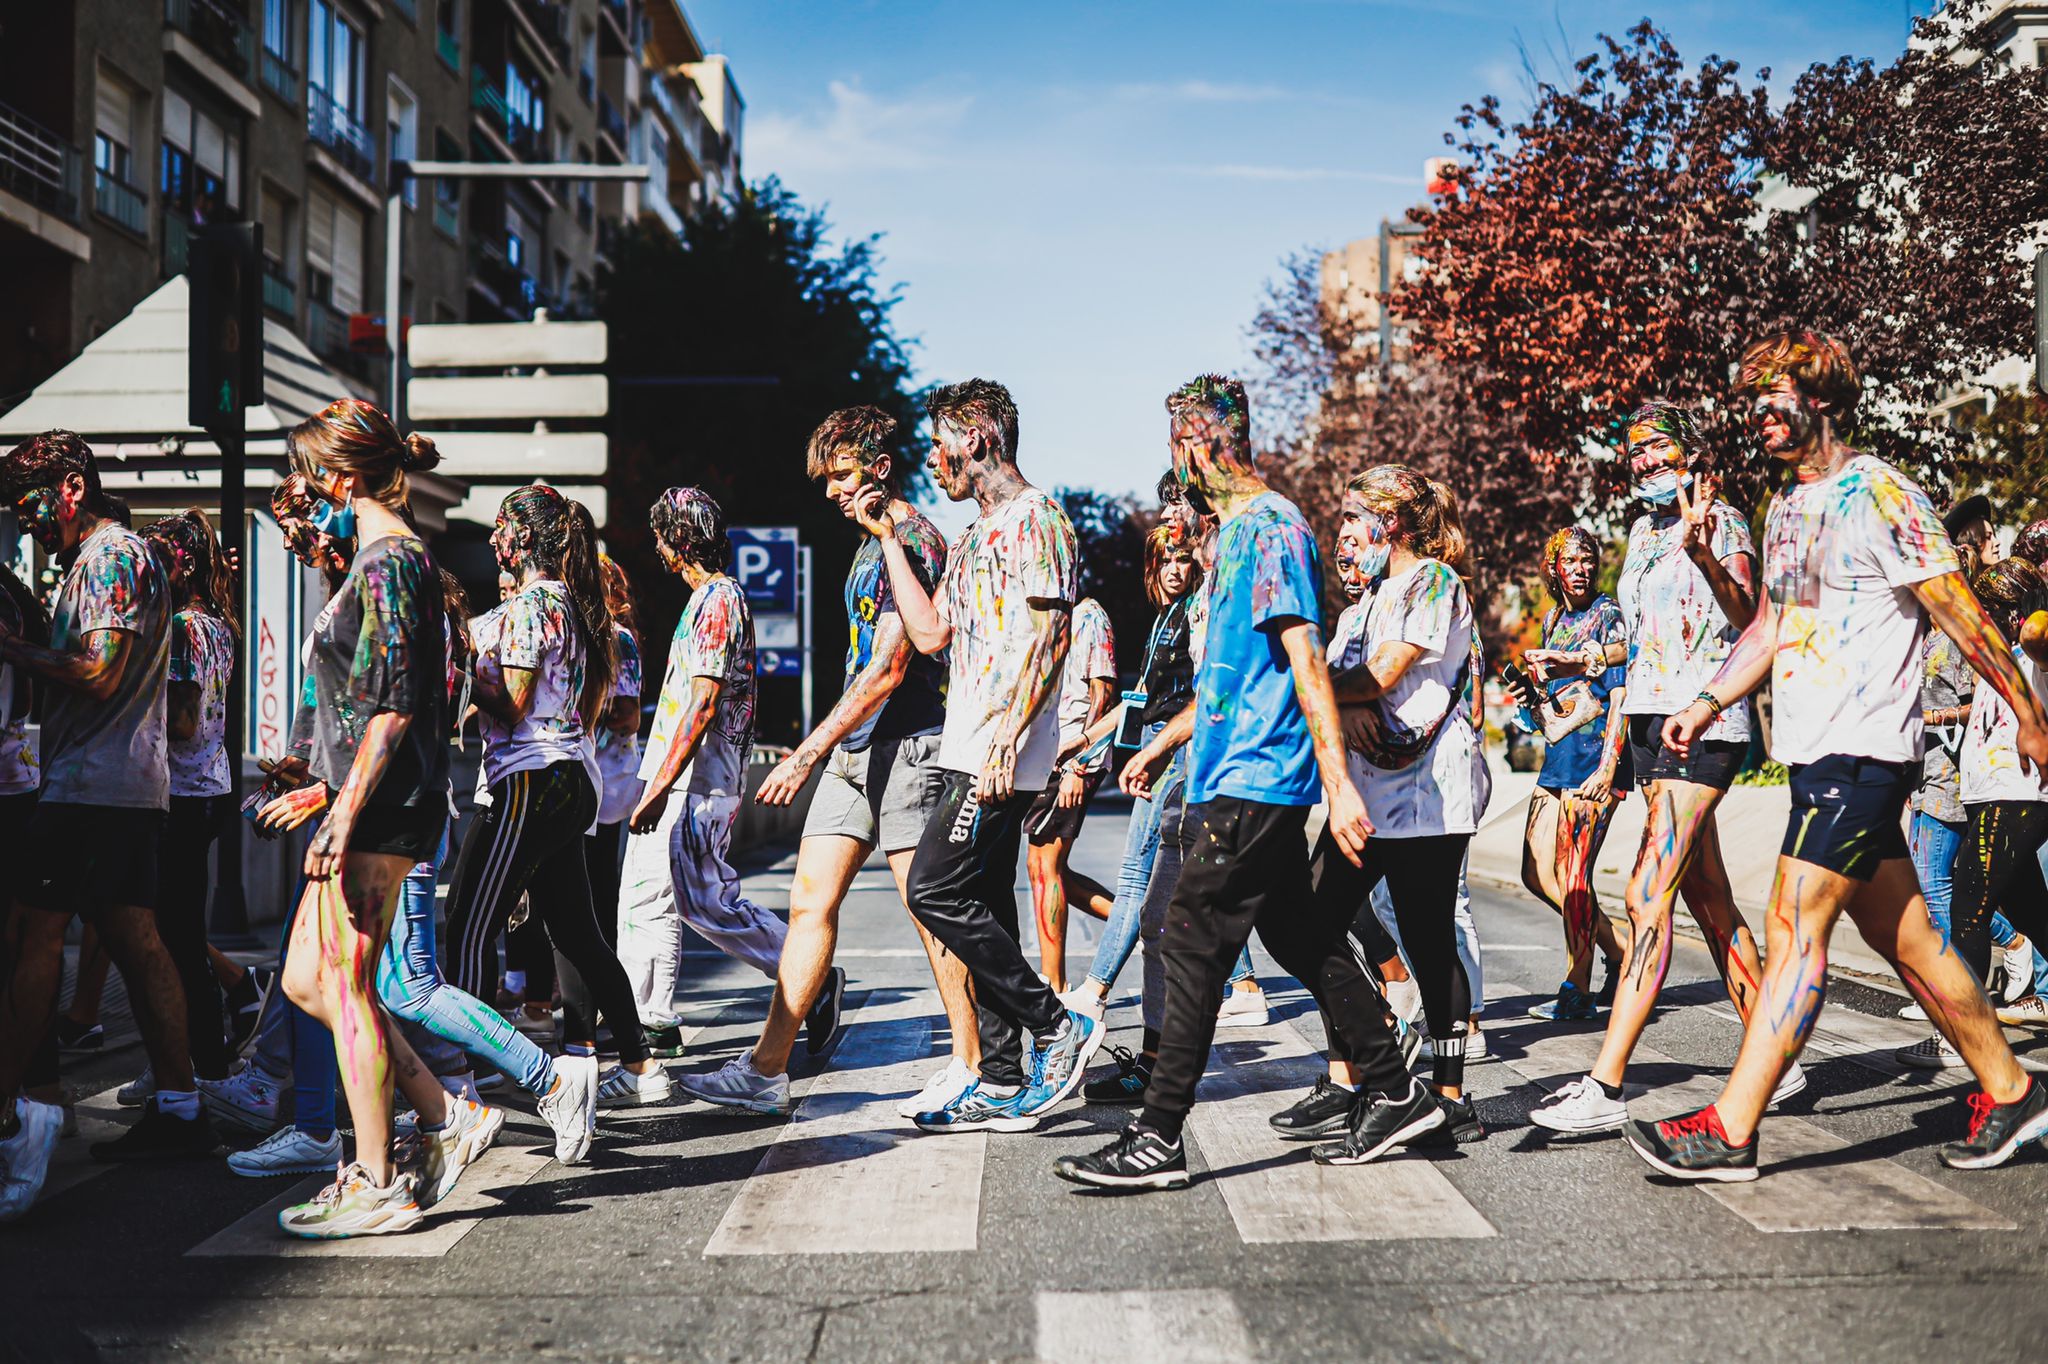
1035, 1289, 1255, 1363
702, 1005, 982, 1256
1490, 1017, 2013, 1231
1700, 1000, 2044, 1081
1188, 1021, 1495, 1244
36, 1082, 129, 1207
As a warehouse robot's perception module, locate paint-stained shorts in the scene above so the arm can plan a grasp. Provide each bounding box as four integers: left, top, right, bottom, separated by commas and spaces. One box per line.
801, 732, 946, 855
1627, 715, 1745, 791
1782, 754, 1914, 881
1026, 769, 1106, 846
18, 802, 164, 915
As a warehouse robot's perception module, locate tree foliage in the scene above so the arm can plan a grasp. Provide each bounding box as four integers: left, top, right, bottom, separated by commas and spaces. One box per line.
1055, 487, 1151, 678
598, 180, 923, 742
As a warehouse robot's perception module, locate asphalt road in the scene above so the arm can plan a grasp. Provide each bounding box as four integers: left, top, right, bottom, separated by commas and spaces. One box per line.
8, 797, 2048, 1363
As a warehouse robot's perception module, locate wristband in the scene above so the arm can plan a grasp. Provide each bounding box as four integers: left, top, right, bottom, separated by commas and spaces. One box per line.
1693, 689, 1725, 720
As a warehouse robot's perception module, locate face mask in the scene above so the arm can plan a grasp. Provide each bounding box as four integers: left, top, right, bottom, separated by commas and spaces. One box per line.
1632, 469, 1688, 506
308, 497, 355, 541
1352, 537, 1391, 580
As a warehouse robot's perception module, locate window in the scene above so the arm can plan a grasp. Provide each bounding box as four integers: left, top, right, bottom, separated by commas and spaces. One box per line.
308, 0, 365, 117
578, 23, 596, 102
264, 0, 292, 61
387, 80, 418, 206
504, 203, 528, 271
432, 128, 461, 234
259, 184, 294, 277
437, 0, 458, 39
505, 56, 546, 141
305, 186, 365, 312
161, 89, 242, 223
95, 71, 139, 187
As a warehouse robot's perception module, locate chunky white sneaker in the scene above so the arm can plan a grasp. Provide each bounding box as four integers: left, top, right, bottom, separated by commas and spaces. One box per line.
1898, 1001, 1928, 1022
1466, 1026, 1490, 1063
1217, 986, 1269, 1028
1895, 1034, 1963, 1069
417, 1097, 506, 1208
898, 1057, 973, 1119
0, 1098, 64, 1221
1529, 1075, 1628, 1133
117, 1066, 156, 1108
537, 1057, 597, 1165
676, 1055, 792, 1115
1998, 937, 2038, 1005
595, 1064, 674, 1109
1997, 994, 2048, 1028
1767, 1060, 1808, 1108
199, 1066, 283, 1135
279, 1162, 422, 1239
227, 1126, 343, 1177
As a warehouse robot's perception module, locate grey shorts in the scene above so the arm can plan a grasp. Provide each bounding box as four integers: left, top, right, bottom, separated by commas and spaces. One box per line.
802, 732, 945, 854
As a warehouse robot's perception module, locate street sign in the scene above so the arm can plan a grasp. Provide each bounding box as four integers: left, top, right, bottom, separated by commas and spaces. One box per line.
407, 373, 608, 421
408, 315, 607, 368
730, 526, 799, 613
755, 613, 800, 649
758, 649, 804, 677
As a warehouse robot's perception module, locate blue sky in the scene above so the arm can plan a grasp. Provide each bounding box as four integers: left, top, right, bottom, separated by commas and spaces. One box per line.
687, 1, 1927, 522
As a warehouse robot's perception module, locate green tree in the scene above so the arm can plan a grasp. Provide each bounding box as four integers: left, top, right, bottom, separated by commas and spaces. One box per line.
1056, 487, 1150, 679
598, 180, 923, 743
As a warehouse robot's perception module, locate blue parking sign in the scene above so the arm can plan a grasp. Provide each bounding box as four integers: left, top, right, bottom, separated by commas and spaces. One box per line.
729, 527, 799, 614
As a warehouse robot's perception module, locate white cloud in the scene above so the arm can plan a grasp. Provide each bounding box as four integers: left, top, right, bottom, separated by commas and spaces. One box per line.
747, 80, 974, 179
1113, 79, 1299, 103
1184, 163, 1422, 185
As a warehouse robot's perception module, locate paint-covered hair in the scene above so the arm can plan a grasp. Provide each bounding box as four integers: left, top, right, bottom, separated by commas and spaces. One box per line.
650, 485, 729, 572
1735, 330, 1862, 422
1974, 558, 2046, 638
286, 397, 440, 514
1624, 399, 1705, 467
2013, 518, 2048, 571
600, 553, 640, 639
1144, 522, 1200, 611
925, 378, 1019, 462
1165, 374, 1253, 468
806, 405, 900, 490
1348, 464, 1471, 576
143, 508, 240, 645
500, 484, 617, 724
1539, 526, 1600, 600
1156, 469, 1184, 507
3, 429, 106, 511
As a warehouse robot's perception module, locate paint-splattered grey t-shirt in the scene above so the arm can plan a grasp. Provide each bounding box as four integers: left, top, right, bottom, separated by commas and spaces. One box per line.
41, 520, 171, 809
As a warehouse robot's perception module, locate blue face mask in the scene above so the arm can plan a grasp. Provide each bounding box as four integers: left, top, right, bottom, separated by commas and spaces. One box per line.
309, 496, 355, 541
1352, 538, 1391, 581
1632, 469, 1689, 506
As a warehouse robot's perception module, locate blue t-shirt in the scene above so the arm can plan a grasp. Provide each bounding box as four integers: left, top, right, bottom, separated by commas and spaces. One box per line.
840, 511, 948, 751
1536, 594, 1629, 789
1187, 493, 1323, 807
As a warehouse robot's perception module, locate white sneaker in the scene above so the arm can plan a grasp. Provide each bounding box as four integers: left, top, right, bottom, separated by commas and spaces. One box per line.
1217, 986, 1269, 1028
417, 1097, 506, 1209
595, 1064, 674, 1109
899, 1057, 973, 1119
1466, 1026, 1490, 1063
676, 1055, 792, 1115
537, 1056, 597, 1165
1059, 986, 1107, 1021
117, 1066, 155, 1108
1767, 1060, 1807, 1108
0, 1098, 64, 1221
1895, 1034, 1963, 1069
1529, 1075, 1628, 1133
1384, 977, 1424, 1025
1998, 937, 2037, 1004
227, 1125, 343, 1177
1898, 1001, 1928, 1022
1997, 994, 2048, 1028
199, 1066, 283, 1135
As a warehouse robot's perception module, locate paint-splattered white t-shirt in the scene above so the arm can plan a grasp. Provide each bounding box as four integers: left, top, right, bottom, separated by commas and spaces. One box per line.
640, 575, 756, 799
1762, 454, 1959, 766
1960, 644, 2048, 804
472, 578, 590, 786
934, 488, 1080, 791
168, 608, 236, 797
1056, 597, 1117, 769
1617, 504, 1753, 743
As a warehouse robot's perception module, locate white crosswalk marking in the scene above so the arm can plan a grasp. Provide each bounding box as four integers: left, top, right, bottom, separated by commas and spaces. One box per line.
1491, 1017, 2014, 1232
702, 1005, 982, 1256
36, 1082, 128, 1206
1187, 1021, 1495, 1243
1035, 1289, 1255, 1364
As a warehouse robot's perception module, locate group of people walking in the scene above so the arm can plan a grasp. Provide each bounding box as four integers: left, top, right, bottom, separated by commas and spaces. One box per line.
1, 324, 2044, 1238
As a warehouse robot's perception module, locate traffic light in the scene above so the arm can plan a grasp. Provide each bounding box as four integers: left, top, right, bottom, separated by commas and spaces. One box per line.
188, 223, 265, 431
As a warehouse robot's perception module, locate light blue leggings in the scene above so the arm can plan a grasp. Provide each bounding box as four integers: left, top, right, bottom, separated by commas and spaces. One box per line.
1910, 811, 2044, 992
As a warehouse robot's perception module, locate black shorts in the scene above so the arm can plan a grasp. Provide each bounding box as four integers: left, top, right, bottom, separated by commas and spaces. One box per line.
1626, 714, 1746, 790
345, 802, 447, 862
1026, 770, 1105, 846
1782, 754, 1914, 881
17, 802, 165, 916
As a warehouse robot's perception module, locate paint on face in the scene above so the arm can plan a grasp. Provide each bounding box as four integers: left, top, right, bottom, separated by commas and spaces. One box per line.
1338, 492, 1391, 584
490, 509, 525, 575
1158, 548, 1195, 601
1752, 377, 1820, 461
822, 452, 883, 518
1543, 527, 1599, 608
926, 424, 976, 501
1626, 426, 1692, 506
12, 486, 63, 553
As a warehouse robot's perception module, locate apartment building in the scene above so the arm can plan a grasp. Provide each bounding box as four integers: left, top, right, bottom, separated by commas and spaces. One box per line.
0, 0, 743, 415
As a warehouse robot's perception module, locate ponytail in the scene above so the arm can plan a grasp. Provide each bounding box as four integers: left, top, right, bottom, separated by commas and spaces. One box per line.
1348, 464, 1473, 578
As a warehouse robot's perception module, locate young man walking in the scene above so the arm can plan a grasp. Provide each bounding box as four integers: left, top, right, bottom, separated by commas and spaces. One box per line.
1054, 375, 1377, 1190
1629, 332, 2048, 1180
677, 407, 979, 1116
0, 432, 206, 1222
853, 378, 1104, 1132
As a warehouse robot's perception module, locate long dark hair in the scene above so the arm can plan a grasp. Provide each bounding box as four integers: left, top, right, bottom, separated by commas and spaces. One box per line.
500, 484, 616, 723
143, 508, 240, 645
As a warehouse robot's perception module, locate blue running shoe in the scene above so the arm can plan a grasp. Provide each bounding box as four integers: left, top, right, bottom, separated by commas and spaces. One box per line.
1020, 1010, 1105, 1117
913, 1080, 1036, 1134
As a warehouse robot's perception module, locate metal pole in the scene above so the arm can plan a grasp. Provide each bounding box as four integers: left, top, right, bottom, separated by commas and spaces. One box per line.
210, 410, 251, 941
386, 188, 405, 426
798, 544, 813, 738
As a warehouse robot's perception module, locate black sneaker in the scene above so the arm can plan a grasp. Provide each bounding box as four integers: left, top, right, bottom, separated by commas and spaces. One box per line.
1053, 1125, 1190, 1191
1081, 1047, 1151, 1105
89, 1099, 220, 1162
643, 1023, 689, 1059
805, 967, 847, 1056
1622, 1105, 1757, 1183
1310, 1077, 1445, 1165
223, 967, 272, 1055
1593, 956, 1621, 1009
1939, 1078, 2048, 1170
1415, 1094, 1486, 1146
1268, 1076, 1356, 1142
54, 1017, 104, 1052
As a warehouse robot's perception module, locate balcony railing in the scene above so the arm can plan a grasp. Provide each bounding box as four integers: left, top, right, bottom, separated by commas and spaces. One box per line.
514, 0, 571, 62
471, 71, 544, 160
644, 68, 704, 149
261, 261, 295, 316
0, 101, 81, 222
95, 167, 148, 235
164, 0, 256, 84
596, 93, 626, 149
306, 297, 351, 361
470, 237, 537, 316
433, 196, 459, 237
436, 27, 461, 73
307, 86, 376, 185
260, 49, 299, 104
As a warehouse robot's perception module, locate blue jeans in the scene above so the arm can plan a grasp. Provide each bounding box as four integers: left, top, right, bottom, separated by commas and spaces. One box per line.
1912, 811, 2044, 991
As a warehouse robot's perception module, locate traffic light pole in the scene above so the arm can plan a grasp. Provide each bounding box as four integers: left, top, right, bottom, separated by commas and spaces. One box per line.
209, 409, 251, 941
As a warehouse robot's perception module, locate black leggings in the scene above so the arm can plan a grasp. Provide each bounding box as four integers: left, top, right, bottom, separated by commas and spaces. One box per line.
157, 794, 231, 1078
1951, 801, 2048, 984
1310, 829, 1473, 1091
587, 821, 626, 949
443, 761, 648, 1063
0, 790, 56, 1089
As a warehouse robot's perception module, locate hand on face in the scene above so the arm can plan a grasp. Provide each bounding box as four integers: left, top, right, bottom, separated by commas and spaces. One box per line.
848, 483, 897, 538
